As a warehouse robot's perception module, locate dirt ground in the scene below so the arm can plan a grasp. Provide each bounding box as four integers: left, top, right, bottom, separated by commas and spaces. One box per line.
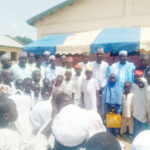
119, 138, 132, 150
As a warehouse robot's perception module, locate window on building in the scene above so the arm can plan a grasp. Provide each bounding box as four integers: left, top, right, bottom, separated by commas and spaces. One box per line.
11, 52, 17, 61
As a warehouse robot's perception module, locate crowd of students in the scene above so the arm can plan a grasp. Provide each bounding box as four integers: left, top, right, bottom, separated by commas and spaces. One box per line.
0, 48, 150, 150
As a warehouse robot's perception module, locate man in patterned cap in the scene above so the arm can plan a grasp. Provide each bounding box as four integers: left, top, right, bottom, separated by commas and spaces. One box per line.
108, 50, 135, 92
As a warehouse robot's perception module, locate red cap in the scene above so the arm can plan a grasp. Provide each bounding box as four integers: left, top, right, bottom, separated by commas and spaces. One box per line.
75, 64, 82, 69
134, 70, 144, 77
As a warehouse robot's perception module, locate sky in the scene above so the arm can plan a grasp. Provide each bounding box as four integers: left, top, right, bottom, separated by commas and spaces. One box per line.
0, 0, 60, 40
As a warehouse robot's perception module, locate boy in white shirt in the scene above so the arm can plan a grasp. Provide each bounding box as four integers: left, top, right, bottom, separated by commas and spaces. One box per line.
81, 66, 99, 112
120, 82, 134, 136
73, 64, 84, 107
63, 69, 75, 100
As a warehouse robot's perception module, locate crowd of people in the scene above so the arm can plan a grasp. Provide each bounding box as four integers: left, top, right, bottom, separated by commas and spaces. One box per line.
0, 48, 150, 150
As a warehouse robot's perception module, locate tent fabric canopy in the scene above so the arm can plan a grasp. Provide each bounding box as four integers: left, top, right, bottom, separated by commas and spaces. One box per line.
23, 27, 150, 54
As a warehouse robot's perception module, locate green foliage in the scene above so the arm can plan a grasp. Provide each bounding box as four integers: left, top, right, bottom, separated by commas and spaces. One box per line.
15, 36, 33, 45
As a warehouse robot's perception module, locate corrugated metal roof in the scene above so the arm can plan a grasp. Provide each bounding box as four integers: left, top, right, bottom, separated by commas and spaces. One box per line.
27, 0, 76, 26
0, 35, 23, 48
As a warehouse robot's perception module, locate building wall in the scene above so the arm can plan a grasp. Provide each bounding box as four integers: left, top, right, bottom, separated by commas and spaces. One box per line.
0, 46, 22, 61
34, 0, 150, 39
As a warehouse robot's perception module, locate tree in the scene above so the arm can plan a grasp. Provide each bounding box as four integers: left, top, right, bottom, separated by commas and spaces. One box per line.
15, 36, 33, 45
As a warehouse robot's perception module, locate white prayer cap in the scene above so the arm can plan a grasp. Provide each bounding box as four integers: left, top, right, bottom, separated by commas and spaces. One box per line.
139, 77, 147, 85
119, 50, 128, 56
0, 53, 10, 61
44, 50, 50, 55
49, 55, 56, 60
52, 104, 89, 147
132, 130, 150, 150
97, 48, 104, 53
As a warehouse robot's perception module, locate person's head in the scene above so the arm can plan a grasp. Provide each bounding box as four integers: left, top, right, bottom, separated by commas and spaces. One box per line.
61, 55, 67, 67
109, 105, 117, 113
96, 48, 104, 63
55, 75, 64, 87
124, 82, 132, 94
41, 88, 51, 100
119, 50, 128, 64
19, 52, 28, 67
134, 70, 144, 84
138, 77, 147, 89
23, 78, 32, 93
52, 92, 72, 111
0, 53, 12, 69
82, 52, 89, 64
32, 83, 40, 96
27, 53, 35, 64
1, 69, 13, 83
85, 66, 93, 80
146, 70, 150, 85
109, 73, 117, 84
52, 104, 88, 150
35, 54, 43, 67
85, 132, 121, 150
43, 78, 51, 88
140, 54, 149, 69
0, 94, 18, 128
49, 55, 56, 68
44, 51, 50, 63
66, 56, 73, 68
32, 70, 41, 83
65, 69, 72, 81
15, 79, 24, 91
75, 64, 82, 76
132, 130, 150, 150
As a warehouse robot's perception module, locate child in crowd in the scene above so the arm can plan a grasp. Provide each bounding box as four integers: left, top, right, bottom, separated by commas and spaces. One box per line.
133, 77, 148, 136
103, 73, 122, 136
32, 70, 41, 85
23, 78, 33, 96
53, 75, 64, 91
15, 79, 24, 95
73, 64, 84, 107
132, 70, 144, 92
32, 83, 41, 105
0, 69, 15, 94
63, 69, 75, 100
120, 82, 134, 137
30, 88, 52, 134
81, 66, 99, 112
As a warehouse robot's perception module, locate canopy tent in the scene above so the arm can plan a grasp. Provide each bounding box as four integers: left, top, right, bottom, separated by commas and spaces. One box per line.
23, 27, 150, 54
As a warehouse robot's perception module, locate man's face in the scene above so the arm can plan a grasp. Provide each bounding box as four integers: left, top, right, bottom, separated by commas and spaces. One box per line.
85, 70, 92, 79
83, 55, 89, 64
50, 59, 56, 67
109, 74, 116, 83
138, 80, 145, 88
75, 68, 82, 76
36, 57, 43, 66
33, 73, 41, 82
65, 71, 72, 80
96, 52, 103, 63
55, 76, 63, 86
124, 83, 131, 94
19, 56, 27, 66
119, 54, 127, 64
6, 71, 13, 82
135, 74, 141, 84
66, 61, 73, 68
44, 54, 50, 62
146, 71, 150, 85
140, 58, 148, 68
28, 53, 35, 63
3, 58, 12, 68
